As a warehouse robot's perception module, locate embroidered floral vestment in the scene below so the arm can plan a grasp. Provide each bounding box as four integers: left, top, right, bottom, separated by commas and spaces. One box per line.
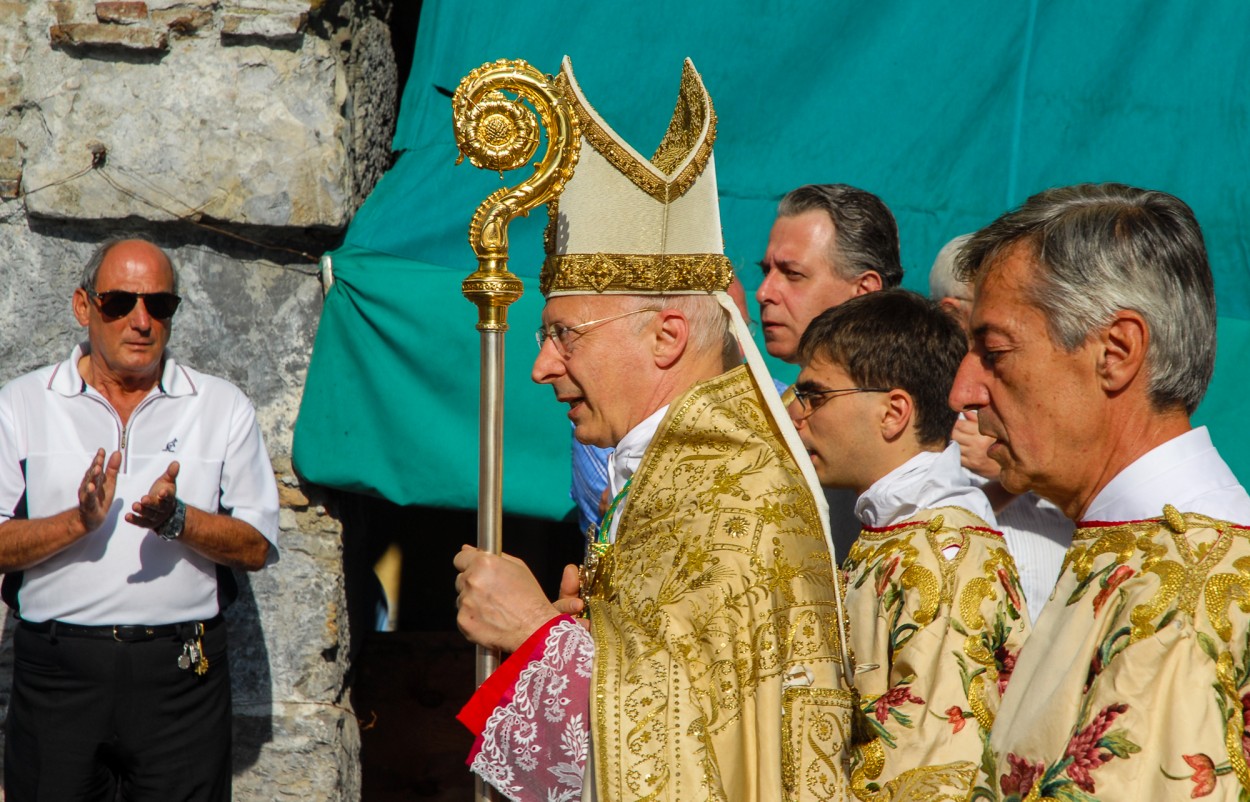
983, 509, 1250, 801
844, 507, 1031, 800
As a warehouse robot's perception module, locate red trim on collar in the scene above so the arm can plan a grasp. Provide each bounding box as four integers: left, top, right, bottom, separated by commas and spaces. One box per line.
861, 519, 1003, 539
1077, 518, 1159, 527
1078, 517, 1250, 533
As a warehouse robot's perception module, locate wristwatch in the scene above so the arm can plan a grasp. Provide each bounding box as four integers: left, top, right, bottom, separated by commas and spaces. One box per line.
156, 499, 187, 541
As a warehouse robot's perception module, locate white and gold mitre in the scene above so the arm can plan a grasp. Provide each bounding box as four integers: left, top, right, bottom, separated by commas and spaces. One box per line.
540, 57, 733, 297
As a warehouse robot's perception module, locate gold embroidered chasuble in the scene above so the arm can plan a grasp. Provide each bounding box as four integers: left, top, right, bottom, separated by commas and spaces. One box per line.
843, 507, 1031, 800
981, 510, 1250, 801
587, 364, 854, 802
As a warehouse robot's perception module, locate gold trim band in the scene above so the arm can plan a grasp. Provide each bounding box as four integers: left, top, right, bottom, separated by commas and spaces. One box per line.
540, 252, 733, 295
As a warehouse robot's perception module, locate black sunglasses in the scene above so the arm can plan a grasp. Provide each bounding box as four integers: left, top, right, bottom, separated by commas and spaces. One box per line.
87, 290, 182, 320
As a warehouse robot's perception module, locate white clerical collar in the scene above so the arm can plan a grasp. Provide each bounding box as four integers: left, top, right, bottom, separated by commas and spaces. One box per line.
855, 442, 996, 528
608, 405, 669, 499
1081, 427, 1250, 522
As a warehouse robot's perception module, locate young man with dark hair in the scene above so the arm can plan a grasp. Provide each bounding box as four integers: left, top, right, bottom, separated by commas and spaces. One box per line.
791, 288, 1030, 799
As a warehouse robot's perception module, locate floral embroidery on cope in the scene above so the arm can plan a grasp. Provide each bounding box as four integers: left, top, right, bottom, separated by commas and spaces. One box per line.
978, 512, 1250, 802
995, 704, 1140, 802
846, 508, 1029, 801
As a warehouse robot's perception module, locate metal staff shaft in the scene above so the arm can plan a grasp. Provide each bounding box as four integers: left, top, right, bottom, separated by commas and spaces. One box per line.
475, 335, 503, 802
468, 308, 512, 802
476, 331, 504, 686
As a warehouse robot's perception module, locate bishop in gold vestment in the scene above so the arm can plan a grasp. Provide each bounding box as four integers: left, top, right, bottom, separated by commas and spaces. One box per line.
454, 56, 856, 802
588, 365, 853, 801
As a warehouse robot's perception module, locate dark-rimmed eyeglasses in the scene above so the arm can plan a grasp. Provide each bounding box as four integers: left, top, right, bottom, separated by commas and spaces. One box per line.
791, 386, 889, 419
87, 290, 182, 320
535, 308, 657, 356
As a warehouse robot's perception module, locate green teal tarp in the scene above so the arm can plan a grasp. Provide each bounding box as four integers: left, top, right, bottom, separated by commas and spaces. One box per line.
293, 1, 1250, 520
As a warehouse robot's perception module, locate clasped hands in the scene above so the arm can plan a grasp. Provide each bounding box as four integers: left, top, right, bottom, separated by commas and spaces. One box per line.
454, 545, 585, 653
76, 448, 181, 535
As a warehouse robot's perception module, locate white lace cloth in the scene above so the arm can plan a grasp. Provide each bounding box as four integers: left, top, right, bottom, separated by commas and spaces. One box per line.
469, 619, 595, 802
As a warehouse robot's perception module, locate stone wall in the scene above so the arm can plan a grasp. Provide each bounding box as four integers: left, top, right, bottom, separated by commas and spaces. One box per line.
0, 1, 399, 798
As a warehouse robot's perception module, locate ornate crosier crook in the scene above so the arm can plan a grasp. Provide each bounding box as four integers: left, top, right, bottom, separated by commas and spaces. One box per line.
455, 59, 580, 332
452, 60, 579, 802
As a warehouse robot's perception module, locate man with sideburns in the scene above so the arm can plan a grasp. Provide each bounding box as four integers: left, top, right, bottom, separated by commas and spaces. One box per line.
949, 184, 1250, 800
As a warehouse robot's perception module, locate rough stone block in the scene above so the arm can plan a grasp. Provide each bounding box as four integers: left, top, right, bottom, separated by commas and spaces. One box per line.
0, 3, 26, 24
0, 176, 19, 199
0, 137, 17, 161
221, 11, 306, 42
0, 76, 22, 110
49, 1, 77, 24
279, 483, 310, 508
146, 0, 215, 9
96, 1, 150, 23
151, 7, 212, 34
50, 22, 169, 52
24, 10, 350, 229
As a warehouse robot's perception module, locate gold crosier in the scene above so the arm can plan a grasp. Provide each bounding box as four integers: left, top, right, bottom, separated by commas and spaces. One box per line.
452, 60, 579, 802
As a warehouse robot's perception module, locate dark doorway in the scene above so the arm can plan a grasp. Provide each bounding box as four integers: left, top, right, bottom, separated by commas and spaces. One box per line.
344, 497, 582, 801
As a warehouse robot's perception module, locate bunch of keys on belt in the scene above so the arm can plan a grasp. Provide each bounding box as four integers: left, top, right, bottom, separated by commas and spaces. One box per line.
177, 623, 209, 676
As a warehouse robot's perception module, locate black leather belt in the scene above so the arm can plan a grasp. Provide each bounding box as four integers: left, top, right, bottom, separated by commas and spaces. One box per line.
19, 614, 223, 642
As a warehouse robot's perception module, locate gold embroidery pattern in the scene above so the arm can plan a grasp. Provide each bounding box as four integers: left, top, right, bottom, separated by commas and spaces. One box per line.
1067, 511, 1246, 644
1044, 511, 1250, 800
650, 61, 714, 181
852, 759, 976, 802
967, 674, 994, 732
1205, 555, 1250, 641
782, 687, 855, 801
900, 563, 940, 626
539, 252, 733, 295
555, 62, 717, 204
1066, 526, 1137, 582
849, 737, 886, 798
590, 365, 848, 801
959, 577, 995, 633
844, 508, 1029, 801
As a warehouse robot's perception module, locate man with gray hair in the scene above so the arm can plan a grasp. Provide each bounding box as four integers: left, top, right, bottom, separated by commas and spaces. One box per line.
757, 183, 904, 363
949, 183, 1250, 800
757, 183, 904, 557
928, 233, 975, 328
453, 58, 852, 802
0, 236, 279, 799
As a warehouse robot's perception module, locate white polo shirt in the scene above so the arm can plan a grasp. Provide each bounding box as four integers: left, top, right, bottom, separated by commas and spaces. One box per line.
0, 344, 279, 625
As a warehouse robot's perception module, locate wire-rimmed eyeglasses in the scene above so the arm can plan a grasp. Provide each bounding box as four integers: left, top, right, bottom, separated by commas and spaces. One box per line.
791, 386, 890, 419
535, 307, 657, 356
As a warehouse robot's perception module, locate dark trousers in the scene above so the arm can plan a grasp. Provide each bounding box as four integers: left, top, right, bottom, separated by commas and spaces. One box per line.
4, 618, 232, 802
